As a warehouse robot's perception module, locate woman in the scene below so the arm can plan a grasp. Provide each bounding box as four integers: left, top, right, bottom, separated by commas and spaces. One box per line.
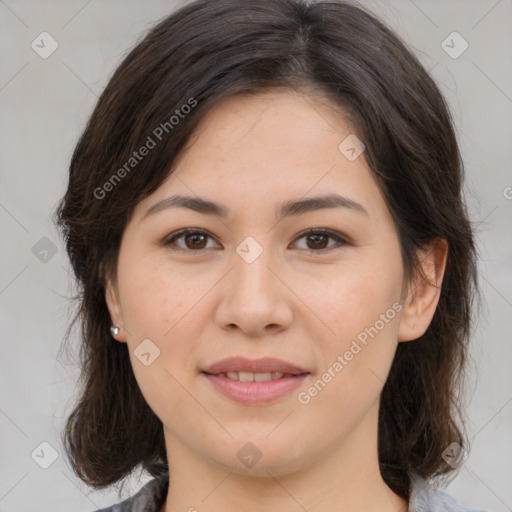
53, 0, 488, 510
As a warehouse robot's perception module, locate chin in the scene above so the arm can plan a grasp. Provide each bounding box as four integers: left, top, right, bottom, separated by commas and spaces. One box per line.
207, 437, 310, 478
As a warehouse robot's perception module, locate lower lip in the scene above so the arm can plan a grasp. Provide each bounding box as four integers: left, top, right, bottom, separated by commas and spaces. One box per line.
202, 372, 310, 405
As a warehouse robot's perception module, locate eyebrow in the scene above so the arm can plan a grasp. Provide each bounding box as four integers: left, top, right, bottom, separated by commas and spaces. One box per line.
140, 193, 369, 222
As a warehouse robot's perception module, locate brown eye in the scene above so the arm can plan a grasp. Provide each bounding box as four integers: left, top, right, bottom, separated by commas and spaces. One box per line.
292, 229, 349, 252
183, 232, 208, 249
163, 228, 219, 251
305, 233, 329, 250
163, 228, 349, 254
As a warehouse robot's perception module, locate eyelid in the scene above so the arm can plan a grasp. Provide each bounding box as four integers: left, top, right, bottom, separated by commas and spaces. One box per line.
162, 227, 351, 252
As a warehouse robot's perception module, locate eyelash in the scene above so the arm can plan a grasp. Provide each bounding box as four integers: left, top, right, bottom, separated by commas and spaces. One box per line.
161, 227, 350, 254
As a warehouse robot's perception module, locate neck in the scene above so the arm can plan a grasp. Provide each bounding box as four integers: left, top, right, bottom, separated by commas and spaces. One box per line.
160, 403, 408, 512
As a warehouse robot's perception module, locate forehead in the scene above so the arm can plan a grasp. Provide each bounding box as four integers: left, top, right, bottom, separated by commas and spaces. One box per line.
183, 89, 351, 163
133, 90, 388, 224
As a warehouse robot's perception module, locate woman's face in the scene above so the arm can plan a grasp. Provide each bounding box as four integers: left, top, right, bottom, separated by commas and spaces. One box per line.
106, 90, 414, 477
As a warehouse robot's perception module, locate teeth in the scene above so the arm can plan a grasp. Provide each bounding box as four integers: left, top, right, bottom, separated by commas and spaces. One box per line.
222, 371, 286, 382
254, 372, 272, 382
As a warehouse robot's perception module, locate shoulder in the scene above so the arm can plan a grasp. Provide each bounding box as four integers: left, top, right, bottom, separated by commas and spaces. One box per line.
409, 472, 490, 512
90, 473, 169, 512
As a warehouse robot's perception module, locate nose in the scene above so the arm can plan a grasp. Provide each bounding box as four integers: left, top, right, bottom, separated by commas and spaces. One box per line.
213, 241, 294, 337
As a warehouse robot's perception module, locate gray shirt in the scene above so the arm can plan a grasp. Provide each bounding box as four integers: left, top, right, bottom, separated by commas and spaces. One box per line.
92, 471, 489, 512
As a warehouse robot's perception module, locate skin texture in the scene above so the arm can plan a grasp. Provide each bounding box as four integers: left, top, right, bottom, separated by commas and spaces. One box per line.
105, 90, 448, 512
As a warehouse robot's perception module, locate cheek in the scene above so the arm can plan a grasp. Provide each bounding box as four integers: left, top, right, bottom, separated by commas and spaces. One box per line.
118, 250, 198, 338
298, 243, 403, 400
297, 265, 402, 429
116, 252, 207, 387
305, 252, 403, 338
118, 258, 206, 417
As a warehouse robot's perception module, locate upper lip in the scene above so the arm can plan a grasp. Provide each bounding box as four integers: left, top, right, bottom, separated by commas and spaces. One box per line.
202, 357, 310, 375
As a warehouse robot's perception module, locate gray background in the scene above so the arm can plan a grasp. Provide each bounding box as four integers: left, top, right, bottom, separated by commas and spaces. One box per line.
1, 0, 511, 510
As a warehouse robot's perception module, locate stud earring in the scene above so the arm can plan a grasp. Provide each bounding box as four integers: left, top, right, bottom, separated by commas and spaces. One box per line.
110, 325, 120, 337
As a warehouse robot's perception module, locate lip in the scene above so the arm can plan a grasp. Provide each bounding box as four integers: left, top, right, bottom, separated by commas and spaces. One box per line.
203, 356, 309, 375
202, 373, 310, 405
201, 357, 311, 405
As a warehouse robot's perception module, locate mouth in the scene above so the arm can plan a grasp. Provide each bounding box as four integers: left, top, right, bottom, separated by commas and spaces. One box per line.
202, 370, 306, 382
202, 356, 310, 376
201, 357, 311, 405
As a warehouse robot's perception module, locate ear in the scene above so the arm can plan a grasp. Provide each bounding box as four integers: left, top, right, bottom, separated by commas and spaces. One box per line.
398, 238, 448, 342
105, 276, 128, 343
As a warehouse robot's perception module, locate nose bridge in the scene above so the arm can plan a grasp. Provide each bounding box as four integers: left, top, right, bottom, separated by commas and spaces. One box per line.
215, 233, 292, 335
232, 234, 278, 299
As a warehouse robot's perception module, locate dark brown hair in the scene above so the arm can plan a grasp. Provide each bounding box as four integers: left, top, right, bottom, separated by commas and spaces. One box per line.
53, 0, 479, 500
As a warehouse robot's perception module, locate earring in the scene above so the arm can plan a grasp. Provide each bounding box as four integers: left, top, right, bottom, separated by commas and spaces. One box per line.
110, 325, 120, 337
